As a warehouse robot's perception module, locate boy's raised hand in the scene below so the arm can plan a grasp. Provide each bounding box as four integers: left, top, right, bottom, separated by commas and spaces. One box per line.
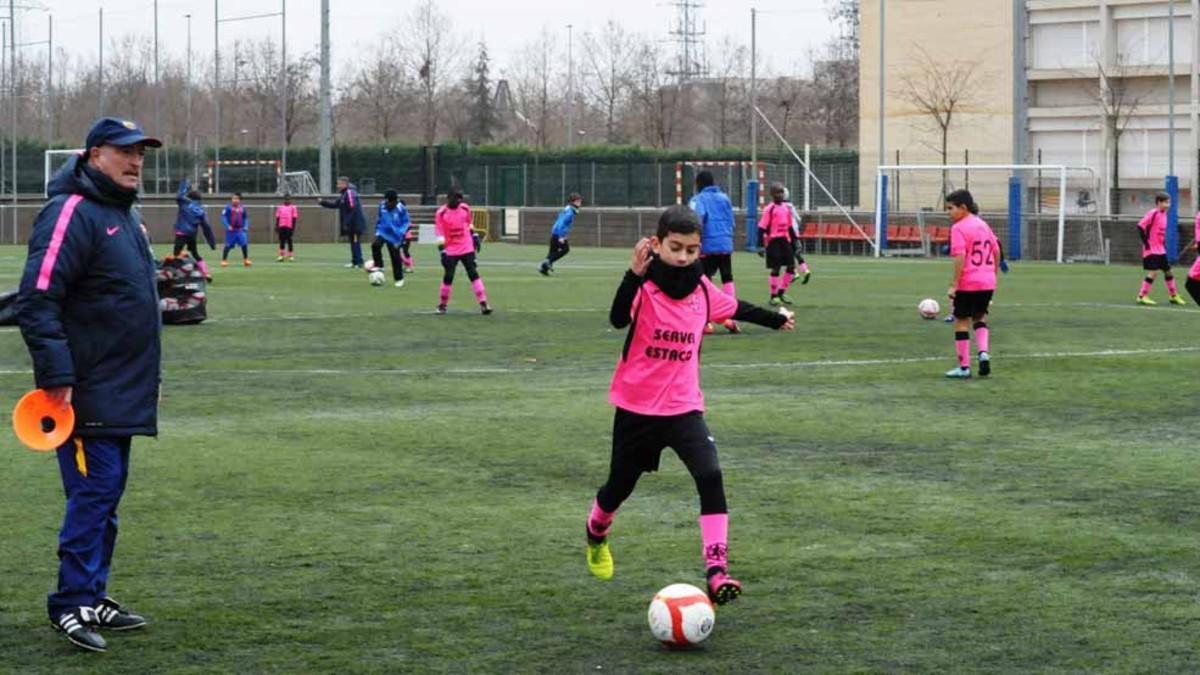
630, 237, 653, 276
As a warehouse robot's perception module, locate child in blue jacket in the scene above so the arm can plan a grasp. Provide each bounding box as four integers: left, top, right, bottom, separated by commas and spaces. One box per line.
371, 190, 411, 287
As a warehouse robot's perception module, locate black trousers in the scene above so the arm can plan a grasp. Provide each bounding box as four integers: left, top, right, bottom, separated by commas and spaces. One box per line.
172, 234, 203, 261
442, 252, 481, 284
277, 227, 294, 252
596, 408, 727, 515
372, 238, 405, 281
702, 254, 733, 284
545, 236, 570, 265
1186, 277, 1200, 305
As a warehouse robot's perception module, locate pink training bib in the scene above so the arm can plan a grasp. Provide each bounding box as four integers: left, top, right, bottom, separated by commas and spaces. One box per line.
609, 276, 738, 416
950, 214, 999, 292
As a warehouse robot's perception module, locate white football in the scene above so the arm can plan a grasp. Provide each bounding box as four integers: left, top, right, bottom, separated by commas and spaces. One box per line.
647, 583, 715, 647
369, 270, 386, 286
918, 298, 940, 319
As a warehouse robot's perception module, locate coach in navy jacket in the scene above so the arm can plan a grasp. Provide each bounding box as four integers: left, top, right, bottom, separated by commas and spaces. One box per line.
16, 117, 162, 653
318, 175, 367, 267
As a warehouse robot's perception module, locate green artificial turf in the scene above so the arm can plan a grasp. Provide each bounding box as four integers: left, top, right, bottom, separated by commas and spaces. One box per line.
0, 242, 1197, 673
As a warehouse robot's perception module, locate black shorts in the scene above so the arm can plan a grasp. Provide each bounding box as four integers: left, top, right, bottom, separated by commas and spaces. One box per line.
952, 290, 994, 319
764, 238, 793, 269
611, 407, 719, 475
1142, 254, 1170, 271
701, 254, 733, 282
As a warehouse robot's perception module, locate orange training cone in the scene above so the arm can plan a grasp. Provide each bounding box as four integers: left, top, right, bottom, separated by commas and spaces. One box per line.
12, 389, 74, 451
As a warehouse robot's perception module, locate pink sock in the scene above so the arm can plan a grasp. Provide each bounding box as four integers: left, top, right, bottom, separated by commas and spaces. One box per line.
1140, 279, 1153, 297
1167, 278, 1178, 296
197, 260, 210, 276
722, 281, 736, 298
769, 276, 779, 295
955, 334, 970, 368
698, 513, 729, 571
279, 248, 285, 257
471, 278, 488, 303
783, 272, 795, 290
800, 262, 810, 274
974, 324, 990, 353
439, 283, 452, 305
588, 499, 615, 540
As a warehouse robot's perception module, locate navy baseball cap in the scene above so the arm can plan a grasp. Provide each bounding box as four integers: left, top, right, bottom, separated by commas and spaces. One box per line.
84, 117, 162, 150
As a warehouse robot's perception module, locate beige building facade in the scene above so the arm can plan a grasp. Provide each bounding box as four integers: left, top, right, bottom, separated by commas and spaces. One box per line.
860, 0, 1200, 216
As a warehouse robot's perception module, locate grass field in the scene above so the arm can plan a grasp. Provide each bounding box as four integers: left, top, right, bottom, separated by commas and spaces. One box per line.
1, 241, 1198, 673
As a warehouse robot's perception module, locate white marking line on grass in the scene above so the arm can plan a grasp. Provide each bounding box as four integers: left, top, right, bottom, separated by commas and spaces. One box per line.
206, 307, 605, 323
171, 345, 1200, 377
1007, 301, 1200, 314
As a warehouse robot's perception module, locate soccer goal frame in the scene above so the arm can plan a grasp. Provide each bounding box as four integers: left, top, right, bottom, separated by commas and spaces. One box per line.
205, 159, 283, 194
875, 164, 1101, 263
674, 160, 766, 206
44, 149, 84, 196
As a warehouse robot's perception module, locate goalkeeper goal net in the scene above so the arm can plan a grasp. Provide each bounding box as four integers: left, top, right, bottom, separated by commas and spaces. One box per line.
875, 163, 1106, 263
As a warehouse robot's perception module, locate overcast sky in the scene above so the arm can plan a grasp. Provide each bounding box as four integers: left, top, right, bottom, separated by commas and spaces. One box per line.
35, 0, 837, 80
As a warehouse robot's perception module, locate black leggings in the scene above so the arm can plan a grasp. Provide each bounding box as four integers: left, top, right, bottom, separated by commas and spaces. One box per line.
1187, 277, 1200, 305
546, 236, 570, 265
442, 252, 481, 284
172, 234, 203, 261
702, 254, 733, 284
372, 237, 405, 281
277, 228, 294, 252
596, 409, 727, 516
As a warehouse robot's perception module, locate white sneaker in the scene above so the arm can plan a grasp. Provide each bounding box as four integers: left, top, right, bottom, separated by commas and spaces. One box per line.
394, 279, 406, 288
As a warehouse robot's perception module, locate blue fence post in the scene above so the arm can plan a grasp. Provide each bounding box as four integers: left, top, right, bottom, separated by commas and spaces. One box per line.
746, 180, 759, 250
1166, 175, 1180, 263
876, 174, 888, 256
1008, 175, 1022, 261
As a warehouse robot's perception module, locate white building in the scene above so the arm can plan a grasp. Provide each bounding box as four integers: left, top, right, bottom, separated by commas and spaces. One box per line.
861, 0, 1200, 215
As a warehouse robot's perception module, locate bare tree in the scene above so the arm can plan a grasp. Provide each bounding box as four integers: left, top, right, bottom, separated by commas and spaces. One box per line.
580, 21, 634, 144
351, 38, 411, 142
1086, 57, 1145, 215
404, 0, 458, 145
896, 46, 981, 194
510, 28, 559, 147
704, 35, 750, 147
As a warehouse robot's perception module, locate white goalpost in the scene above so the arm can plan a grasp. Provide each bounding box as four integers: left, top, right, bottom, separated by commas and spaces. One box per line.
44, 149, 84, 196
875, 164, 1104, 263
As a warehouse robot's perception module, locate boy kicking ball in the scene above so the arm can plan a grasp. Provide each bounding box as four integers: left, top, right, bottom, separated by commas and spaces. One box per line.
583, 204, 795, 605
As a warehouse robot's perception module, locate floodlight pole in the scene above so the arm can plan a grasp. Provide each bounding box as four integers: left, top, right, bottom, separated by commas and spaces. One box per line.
213, 0, 220, 193
97, 7, 102, 117
280, 0, 287, 183
185, 13, 193, 182
747, 7, 759, 250
318, 0, 330, 193
153, 0, 160, 194
567, 23, 573, 148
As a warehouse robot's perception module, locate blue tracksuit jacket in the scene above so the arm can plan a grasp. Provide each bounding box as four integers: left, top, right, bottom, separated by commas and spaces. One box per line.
17, 154, 161, 437
688, 185, 736, 255
374, 202, 411, 245
551, 205, 578, 238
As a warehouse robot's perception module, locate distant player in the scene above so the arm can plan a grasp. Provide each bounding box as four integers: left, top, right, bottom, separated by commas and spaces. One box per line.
318, 176, 367, 268
274, 193, 298, 262
220, 192, 251, 267
371, 190, 411, 288
584, 204, 795, 605
1136, 192, 1186, 305
539, 192, 582, 275
172, 177, 216, 281
944, 189, 1001, 378
689, 171, 740, 334
435, 187, 492, 315
757, 183, 797, 305
782, 188, 812, 284
1186, 209, 1200, 305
